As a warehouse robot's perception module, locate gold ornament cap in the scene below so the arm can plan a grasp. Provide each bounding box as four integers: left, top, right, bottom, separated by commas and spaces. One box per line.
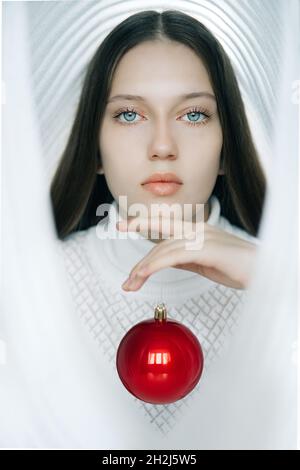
154, 303, 167, 322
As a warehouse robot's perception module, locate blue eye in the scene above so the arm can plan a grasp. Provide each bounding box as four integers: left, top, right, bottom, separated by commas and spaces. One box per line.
113, 106, 211, 127
117, 110, 140, 123
182, 109, 208, 126
113, 108, 142, 125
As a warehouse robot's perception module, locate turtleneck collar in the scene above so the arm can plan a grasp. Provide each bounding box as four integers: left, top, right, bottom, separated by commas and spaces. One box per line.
84, 195, 222, 302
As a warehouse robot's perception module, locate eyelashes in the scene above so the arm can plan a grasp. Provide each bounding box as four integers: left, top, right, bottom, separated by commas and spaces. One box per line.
112, 106, 212, 128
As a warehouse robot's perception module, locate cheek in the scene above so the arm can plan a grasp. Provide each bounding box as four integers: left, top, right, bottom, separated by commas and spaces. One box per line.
188, 127, 222, 171
197, 122, 222, 153
182, 117, 222, 148
185, 127, 222, 194
99, 128, 127, 177
99, 120, 144, 176
99, 119, 118, 158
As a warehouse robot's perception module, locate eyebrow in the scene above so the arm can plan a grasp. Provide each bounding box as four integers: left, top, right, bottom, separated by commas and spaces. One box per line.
107, 91, 216, 104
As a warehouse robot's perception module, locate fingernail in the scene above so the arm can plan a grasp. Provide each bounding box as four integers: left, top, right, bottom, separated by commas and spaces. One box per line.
122, 275, 136, 289
122, 278, 129, 288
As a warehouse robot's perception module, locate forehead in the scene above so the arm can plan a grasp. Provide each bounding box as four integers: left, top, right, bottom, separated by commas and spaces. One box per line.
108, 40, 213, 100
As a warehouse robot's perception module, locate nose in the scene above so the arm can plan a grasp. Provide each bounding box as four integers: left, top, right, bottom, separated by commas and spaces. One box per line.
148, 120, 178, 161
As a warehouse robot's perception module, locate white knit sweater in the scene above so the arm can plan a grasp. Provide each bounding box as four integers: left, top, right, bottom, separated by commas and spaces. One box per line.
58, 195, 258, 446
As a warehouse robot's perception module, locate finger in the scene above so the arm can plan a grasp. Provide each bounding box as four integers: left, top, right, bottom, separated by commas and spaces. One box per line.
125, 247, 207, 291
117, 216, 197, 241
126, 238, 184, 281
125, 233, 206, 283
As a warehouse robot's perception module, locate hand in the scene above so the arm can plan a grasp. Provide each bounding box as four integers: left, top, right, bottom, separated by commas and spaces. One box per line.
116, 215, 257, 291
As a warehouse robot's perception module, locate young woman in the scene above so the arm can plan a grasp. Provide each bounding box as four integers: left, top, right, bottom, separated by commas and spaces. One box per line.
50, 9, 266, 437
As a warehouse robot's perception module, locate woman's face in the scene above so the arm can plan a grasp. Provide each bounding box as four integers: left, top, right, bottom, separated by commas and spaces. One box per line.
99, 40, 223, 230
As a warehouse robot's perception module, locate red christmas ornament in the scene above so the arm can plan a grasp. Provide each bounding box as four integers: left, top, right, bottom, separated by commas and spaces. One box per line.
116, 303, 204, 404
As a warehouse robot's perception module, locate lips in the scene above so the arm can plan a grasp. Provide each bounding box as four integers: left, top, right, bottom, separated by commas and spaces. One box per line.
141, 172, 183, 185
142, 181, 182, 196
141, 173, 183, 196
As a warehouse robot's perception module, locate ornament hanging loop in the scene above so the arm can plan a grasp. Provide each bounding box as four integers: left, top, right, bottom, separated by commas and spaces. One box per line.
154, 274, 166, 322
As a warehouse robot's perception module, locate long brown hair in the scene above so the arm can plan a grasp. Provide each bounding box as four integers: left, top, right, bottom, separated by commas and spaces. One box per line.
50, 9, 266, 240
